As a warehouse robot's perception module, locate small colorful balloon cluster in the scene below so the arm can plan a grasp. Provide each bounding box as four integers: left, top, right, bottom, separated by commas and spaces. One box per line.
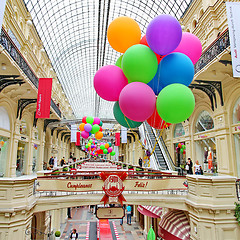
79, 116, 103, 140
85, 139, 98, 156
0, 139, 5, 150
96, 142, 116, 156
176, 143, 186, 154
94, 15, 202, 128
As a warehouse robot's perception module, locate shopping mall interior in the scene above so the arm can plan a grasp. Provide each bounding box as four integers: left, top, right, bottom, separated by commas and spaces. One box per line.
0, 0, 240, 239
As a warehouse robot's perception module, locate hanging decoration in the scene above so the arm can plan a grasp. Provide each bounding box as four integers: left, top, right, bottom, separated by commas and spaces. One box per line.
0, 140, 5, 151
176, 142, 186, 154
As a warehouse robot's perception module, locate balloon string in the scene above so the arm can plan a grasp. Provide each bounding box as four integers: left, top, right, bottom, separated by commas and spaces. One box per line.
123, 115, 165, 156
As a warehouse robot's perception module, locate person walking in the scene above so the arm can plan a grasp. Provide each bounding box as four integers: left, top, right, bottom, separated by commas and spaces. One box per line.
60, 157, 65, 166
70, 229, 78, 240
186, 158, 193, 174
49, 156, 54, 167
126, 205, 132, 225
53, 156, 58, 169
138, 157, 142, 167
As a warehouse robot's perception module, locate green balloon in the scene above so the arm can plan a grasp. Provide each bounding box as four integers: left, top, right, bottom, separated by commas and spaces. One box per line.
85, 144, 88, 148
115, 55, 123, 68
156, 83, 195, 124
147, 227, 156, 240
92, 124, 100, 134
86, 116, 94, 124
99, 121, 103, 126
122, 44, 158, 84
180, 148, 184, 153
113, 102, 142, 128
100, 145, 105, 150
89, 139, 93, 143
103, 149, 108, 154
108, 142, 112, 147
182, 145, 186, 150
110, 151, 115, 156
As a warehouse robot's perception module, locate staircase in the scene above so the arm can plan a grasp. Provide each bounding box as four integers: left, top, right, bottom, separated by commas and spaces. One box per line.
144, 123, 168, 170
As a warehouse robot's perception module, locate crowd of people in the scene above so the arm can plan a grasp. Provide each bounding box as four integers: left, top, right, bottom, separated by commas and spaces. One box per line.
46, 156, 80, 170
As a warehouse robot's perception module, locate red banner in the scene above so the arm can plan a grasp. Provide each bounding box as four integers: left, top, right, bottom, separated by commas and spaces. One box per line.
75, 132, 80, 146
115, 132, 120, 146
36, 78, 52, 118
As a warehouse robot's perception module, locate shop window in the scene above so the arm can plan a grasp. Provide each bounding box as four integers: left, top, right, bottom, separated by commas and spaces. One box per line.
0, 137, 8, 177
16, 141, 28, 176
32, 144, 39, 172
0, 106, 10, 131
174, 123, 185, 138
233, 97, 240, 124
195, 111, 214, 133
20, 119, 28, 135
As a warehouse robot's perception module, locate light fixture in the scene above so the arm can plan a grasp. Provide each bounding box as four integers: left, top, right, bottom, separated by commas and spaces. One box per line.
27, 89, 31, 94
1, 63, 6, 70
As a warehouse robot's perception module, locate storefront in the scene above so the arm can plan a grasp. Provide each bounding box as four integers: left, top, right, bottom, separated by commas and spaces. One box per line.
194, 111, 216, 173
0, 106, 11, 177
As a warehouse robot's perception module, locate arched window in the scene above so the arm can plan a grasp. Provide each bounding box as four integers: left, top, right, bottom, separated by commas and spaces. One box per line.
233, 97, 240, 124
0, 106, 10, 131
195, 111, 214, 132
174, 123, 185, 138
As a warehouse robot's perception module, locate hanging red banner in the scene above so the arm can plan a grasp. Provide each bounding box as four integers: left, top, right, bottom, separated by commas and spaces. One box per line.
75, 132, 80, 146
99, 172, 127, 205
115, 132, 120, 146
36, 78, 52, 118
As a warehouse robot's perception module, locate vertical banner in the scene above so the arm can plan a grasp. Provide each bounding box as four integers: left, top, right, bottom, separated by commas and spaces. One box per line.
115, 132, 120, 146
226, 2, 240, 77
121, 126, 127, 143
0, 0, 6, 30
71, 125, 77, 142
36, 78, 52, 118
75, 132, 80, 146
114, 146, 119, 161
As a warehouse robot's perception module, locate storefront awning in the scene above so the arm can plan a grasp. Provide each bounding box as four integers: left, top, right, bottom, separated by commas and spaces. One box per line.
137, 205, 162, 218
158, 210, 190, 240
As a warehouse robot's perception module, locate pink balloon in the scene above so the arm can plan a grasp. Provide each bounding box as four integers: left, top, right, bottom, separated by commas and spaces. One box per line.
119, 82, 156, 122
108, 147, 113, 153
94, 65, 128, 101
93, 117, 101, 125
81, 131, 89, 139
173, 32, 202, 64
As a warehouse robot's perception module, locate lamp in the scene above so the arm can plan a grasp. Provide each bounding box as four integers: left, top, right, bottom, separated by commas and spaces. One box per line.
1, 63, 6, 70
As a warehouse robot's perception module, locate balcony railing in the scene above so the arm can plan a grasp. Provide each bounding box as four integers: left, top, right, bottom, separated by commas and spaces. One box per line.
236, 179, 240, 201
194, 29, 230, 73
0, 27, 61, 118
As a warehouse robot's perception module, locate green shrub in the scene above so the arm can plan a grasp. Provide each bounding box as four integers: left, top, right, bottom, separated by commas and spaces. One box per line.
63, 167, 68, 171
55, 231, 61, 237
136, 167, 143, 171
128, 165, 133, 169
235, 202, 240, 225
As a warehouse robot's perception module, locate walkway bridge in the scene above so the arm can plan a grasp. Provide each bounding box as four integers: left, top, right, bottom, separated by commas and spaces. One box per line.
35, 161, 188, 212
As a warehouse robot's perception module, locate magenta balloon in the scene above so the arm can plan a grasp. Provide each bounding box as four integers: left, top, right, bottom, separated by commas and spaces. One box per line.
93, 117, 101, 125
94, 65, 128, 101
108, 147, 113, 153
84, 123, 92, 132
173, 32, 202, 64
146, 15, 182, 55
119, 82, 156, 122
81, 131, 89, 139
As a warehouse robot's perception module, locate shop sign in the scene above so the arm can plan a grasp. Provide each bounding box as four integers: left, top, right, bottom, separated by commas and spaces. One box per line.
197, 134, 210, 139
96, 207, 124, 219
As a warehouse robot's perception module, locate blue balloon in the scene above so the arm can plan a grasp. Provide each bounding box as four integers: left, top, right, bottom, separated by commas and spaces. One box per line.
147, 64, 163, 95
159, 53, 194, 88
89, 132, 92, 136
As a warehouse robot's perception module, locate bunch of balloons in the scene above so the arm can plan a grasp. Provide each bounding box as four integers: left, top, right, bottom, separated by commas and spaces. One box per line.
176, 143, 186, 154
84, 139, 98, 156
94, 14, 202, 127
79, 116, 103, 140
96, 142, 116, 156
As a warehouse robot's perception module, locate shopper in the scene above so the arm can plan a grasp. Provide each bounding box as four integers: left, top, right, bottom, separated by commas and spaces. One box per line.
186, 158, 193, 174
49, 156, 54, 167
70, 229, 78, 240
126, 205, 132, 225
194, 160, 202, 175
138, 157, 143, 167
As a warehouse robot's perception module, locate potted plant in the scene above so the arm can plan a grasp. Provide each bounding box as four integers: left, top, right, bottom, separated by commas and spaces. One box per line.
123, 164, 126, 169
52, 169, 60, 175
63, 167, 68, 172
55, 231, 61, 239
128, 165, 134, 170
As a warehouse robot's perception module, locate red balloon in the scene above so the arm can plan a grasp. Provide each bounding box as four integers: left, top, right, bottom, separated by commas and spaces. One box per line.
99, 149, 104, 154
99, 126, 103, 131
82, 116, 87, 123
140, 35, 165, 63
147, 107, 171, 129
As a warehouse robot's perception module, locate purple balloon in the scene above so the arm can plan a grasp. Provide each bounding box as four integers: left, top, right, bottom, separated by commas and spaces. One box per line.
108, 147, 113, 153
93, 117, 101, 125
146, 15, 182, 55
84, 123, 92, 132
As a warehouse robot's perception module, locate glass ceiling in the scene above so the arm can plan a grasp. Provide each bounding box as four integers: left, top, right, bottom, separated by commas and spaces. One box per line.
24, 0, 192, 120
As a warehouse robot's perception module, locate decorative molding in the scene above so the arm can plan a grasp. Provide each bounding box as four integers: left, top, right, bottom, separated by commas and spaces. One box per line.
17, 99, 37, 119
0, 75, 25, 92
43, 119, 59, 132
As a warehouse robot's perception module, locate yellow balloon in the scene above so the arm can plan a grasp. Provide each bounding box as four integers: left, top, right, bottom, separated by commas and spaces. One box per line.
107, 16, 141, 53
79, 123, 85, 131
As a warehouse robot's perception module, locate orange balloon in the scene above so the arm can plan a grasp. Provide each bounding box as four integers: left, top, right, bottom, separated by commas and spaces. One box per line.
79, 123, 85, 131
107, 16, 141, 53
95, 131, 103, 140
105, 143, 109, 149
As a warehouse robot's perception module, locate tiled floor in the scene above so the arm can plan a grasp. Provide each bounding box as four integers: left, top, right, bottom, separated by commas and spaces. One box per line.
60, 207, 145, 240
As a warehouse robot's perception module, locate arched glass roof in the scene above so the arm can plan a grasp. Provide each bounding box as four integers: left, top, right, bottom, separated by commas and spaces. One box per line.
24, 0, 192, 119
